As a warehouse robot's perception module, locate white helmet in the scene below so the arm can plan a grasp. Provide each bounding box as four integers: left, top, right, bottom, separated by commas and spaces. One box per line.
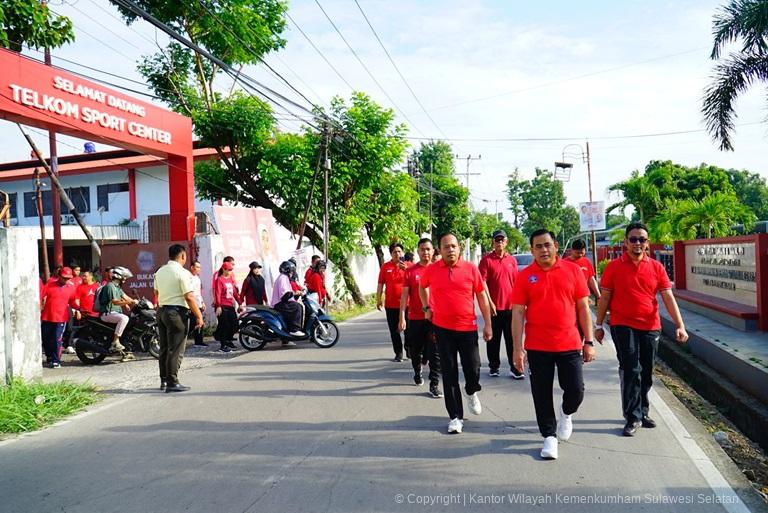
111, 266, 133, 281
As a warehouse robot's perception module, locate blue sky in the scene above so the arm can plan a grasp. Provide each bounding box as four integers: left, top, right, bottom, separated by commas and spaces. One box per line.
2, 0, 765, 220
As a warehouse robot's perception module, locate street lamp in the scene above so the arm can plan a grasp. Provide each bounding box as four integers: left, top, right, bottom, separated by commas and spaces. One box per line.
554, 142, 598, 270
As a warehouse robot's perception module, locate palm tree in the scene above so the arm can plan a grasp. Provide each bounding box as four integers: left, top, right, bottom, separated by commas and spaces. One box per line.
702, 0, 768, 151
664, 193, 756, 240
606, 171, 661, 223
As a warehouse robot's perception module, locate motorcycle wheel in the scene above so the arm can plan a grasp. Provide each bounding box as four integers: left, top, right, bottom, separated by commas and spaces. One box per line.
239, 324, 268, 351
75, 344, 107, 365
145, 333, 160, 359
311, 320, 340, 348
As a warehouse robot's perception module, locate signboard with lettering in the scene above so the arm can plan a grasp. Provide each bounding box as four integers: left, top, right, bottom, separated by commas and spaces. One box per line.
684, 243, 757, 306
579, 201, 606, 231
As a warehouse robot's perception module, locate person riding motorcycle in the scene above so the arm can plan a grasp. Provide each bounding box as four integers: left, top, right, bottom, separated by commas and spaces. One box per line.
98, 265, 138, 361
270, 260, 305, 338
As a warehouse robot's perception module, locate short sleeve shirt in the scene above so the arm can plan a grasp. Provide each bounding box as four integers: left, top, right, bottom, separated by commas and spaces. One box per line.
404, 263, 429, 321
511, 258, 589, 352
41, 280, 77, 323
478, 252, 518, 310
155, 260, 194, 308
420, 259, 484, 331
378, 261, 406, 309
600, 253, 672, 330
570, 257, 595, 281
101, 282, 124, 314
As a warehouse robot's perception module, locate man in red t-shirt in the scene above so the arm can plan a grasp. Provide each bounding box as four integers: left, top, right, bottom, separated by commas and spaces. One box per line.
595, 222, 688, 437
398, 238, 442, 398
41, 266, 80, 368
566, 239, 601, 299
75, 270, 100, 317
419, 233, 493, 434
479, 229, 521, 379
512, 229, 595, 460
377, 242, 408, 361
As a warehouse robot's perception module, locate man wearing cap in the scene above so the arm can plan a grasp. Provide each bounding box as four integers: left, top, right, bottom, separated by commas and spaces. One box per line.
479, 229, 522, 379
595, 222, 688, 436
511, 229, 595, 460
40, 266, 80, 368
419, 233, 493, 434
154, 244, 203, 392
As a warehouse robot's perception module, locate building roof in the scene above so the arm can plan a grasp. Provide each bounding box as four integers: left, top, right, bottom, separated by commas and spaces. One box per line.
0, 146, 224, 182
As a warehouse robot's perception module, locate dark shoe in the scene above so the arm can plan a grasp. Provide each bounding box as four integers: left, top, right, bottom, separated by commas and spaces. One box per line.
160, 381, 167, 391
622, 421, 641, 437
219, 345, 232, 353
165, 383, 190, 393
429, 384, 443, 398
489, 368, 500, 377
510, 367, 525, 380
414, 373, 424, 386
641, 416, 657, 428
194, 341, 208, 347
226, 341, 237, 348
393, 355, 403, 362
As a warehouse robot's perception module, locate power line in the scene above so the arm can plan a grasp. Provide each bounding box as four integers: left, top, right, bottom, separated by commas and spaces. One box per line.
312, 0, 427, 137
352, 0, 448, 140
49, 7, 138, 64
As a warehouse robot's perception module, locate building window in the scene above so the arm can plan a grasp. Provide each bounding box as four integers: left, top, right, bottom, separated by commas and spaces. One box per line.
5, 193, 17, 219
97, 183, 129, 212
23, 186, 90, 217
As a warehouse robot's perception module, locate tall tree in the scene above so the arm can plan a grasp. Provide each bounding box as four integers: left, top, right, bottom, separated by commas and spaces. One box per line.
652, 193, 756, 243
506, 168, 526, 228
0, 0, 74, 52
520, 168, 567, 238
727, 168, 768, 219
702, 0, 768, 150
559, 205, 581, 247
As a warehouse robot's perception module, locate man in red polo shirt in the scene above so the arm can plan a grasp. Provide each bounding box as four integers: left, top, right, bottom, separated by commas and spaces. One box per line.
419, 233, 493, 434
41, 266, 80, 368
75, 270, 99, 317
566, 239, 601, 300
377, 242, 408, 361
479, 229, 522, 379
398, 238, 442, 398
512, 229, 595, 460
596, 222, 688, 437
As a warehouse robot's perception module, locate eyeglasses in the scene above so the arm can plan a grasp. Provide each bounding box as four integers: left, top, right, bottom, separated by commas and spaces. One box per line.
628, 236, 648, 244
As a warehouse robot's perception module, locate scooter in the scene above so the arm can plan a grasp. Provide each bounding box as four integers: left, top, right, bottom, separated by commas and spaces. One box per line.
238, 294, 339, 350
72, 297, 161, 364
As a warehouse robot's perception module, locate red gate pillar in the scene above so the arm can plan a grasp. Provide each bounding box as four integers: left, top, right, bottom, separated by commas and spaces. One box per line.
167, 153, 195, 242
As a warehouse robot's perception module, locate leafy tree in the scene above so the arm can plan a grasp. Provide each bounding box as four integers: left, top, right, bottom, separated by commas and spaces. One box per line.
520, 168, 567, 237
606, 170, 661, 222
727, 169, 768, 219
702, 0, 768, 150
651, 193, 756, 243
470, 212, 523, 253
559, 205, 581, 247
0, 0, 74, 52
414, 142, 472, 240
506, 168, 526, 228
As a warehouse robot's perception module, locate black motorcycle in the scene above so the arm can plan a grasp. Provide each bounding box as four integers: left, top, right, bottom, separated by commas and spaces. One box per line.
72, 298, 161, 364
238, 294, 340, 351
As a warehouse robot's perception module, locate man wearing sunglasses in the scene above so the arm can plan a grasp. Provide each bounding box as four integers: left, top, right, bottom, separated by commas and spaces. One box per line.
595, 222, 688, 437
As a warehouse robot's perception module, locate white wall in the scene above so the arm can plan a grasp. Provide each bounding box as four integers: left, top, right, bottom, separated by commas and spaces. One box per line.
0, 228, 42, 383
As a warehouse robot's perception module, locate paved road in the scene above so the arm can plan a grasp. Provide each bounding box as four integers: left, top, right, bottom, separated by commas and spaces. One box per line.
1, 311, 762, 513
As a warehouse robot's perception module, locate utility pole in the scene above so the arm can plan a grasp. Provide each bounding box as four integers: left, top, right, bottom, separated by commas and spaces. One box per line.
429, 162, 433, 235
34, 168, 51, 281
43, 0, 63, 268
586, 141, 597, 271
322, 125, 331, 258
455, 154, 481, 192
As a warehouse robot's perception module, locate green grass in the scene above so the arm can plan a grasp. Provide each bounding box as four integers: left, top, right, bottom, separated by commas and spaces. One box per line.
0, 379, 101, 434
329, 296, 376, 323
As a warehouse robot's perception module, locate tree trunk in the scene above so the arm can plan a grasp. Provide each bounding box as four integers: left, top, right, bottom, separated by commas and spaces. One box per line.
337, 257, 365, 305
373, 245, 384, 267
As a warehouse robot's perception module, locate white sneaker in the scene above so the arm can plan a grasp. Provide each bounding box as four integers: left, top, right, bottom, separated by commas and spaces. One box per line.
467, 392, 482, 415
447, 418, 463, 434
64, 346, 76, 354
541, 436, 558, 459
289, 330, 306, 337
556, 405, 573, 441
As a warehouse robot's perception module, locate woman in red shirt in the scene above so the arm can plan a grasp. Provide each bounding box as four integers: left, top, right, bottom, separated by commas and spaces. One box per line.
306, 260, 331, 306
212, 262, 242, 353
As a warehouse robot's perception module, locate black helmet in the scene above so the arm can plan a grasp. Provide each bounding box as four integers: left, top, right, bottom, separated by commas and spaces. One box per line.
279, 260, 296, 275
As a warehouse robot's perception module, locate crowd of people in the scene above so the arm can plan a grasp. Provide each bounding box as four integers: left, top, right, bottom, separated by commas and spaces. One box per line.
38, 252, 331, 368
380, 222, 689, 460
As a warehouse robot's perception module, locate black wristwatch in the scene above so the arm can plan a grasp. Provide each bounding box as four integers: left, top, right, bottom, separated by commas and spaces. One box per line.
583, 341, 594, 347
422, 305, 431, 313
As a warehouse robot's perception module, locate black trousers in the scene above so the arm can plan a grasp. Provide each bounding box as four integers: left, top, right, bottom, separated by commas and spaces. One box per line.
214, 306, 238, 344
434, 326, 481, 420
407, 319, 441, 386
527, 349, 584, 438
487, 310, 514, 371
187, 315, 205, 345
611, 326, 660, 422
385, 308, 404, 358
275, 300, 303, 332
158, 306, 188, 386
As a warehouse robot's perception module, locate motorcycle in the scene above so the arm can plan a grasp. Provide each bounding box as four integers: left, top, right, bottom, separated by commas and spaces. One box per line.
72, 297, 161, 364
238, 294, 340, 350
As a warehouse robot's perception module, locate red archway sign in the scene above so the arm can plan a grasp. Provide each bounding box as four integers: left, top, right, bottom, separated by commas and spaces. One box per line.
0, 48, 195, 241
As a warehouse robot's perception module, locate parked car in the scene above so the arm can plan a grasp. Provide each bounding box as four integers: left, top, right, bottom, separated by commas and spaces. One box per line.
513, 253, 534, 271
